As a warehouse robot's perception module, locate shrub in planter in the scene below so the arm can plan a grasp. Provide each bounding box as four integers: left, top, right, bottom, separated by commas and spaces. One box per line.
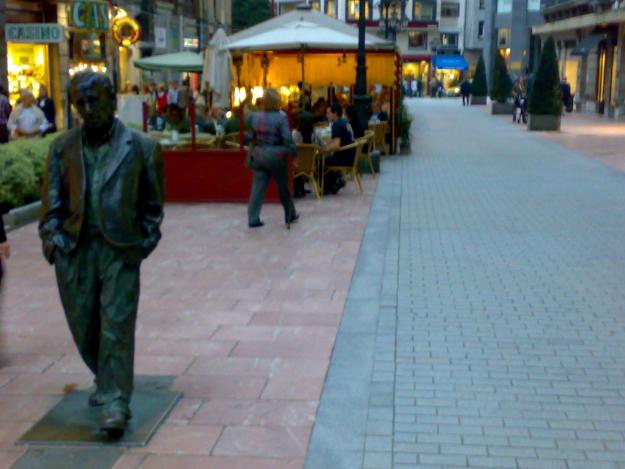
0, 146, 38, 208
528, 36, 562, 131
471, 55, 488, 105
398, 100, 412, 149
0, 132, 59, 209
491, 51, 513, 104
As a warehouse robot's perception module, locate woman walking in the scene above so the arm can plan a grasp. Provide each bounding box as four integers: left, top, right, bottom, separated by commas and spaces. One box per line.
247, 88, 298, 228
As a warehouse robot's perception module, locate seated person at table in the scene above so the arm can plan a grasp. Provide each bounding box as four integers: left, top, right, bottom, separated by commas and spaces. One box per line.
165, 104, 191, 133
323, 103, 355, 194
198, 105, 227, 135
346, 105, 365, 140
369, 101, 389, 123
312, 98, 327, 124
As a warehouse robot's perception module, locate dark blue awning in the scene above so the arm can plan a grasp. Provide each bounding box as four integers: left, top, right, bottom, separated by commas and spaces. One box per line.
432, 55, 469, 70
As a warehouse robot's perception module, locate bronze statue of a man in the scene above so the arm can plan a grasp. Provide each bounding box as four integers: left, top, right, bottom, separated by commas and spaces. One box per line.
39, 71, 164, 434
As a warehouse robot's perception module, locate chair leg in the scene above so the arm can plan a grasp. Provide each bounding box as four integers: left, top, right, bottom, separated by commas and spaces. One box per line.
311, 176, 321, 200
352, 168, 363, 194
368, 155, 376, 177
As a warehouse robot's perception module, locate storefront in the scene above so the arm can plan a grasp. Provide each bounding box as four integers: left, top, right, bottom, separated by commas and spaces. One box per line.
402, 56, 431, 96
432, 55, 468, 96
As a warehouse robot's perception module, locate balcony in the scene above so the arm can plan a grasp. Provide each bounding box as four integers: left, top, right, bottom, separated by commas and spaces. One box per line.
541, 0, 614, 16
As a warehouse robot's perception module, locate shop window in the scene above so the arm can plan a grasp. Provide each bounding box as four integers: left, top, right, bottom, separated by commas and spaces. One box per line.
440, 32, 458, 46
7, 42, 49, 106
498, 27, 510, 46
478, 21, 485, 39
497, 0, 512, 13
325, 0, 337, 17
441, 2, 459, 17
280, 2, 298, 14
347, 0, 372, 20
310, 0, 321, 10
408, 32, 428, 49
413, 1, 436, 21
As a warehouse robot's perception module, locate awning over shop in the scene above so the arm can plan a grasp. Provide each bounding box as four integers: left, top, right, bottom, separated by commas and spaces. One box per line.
432, 55, 468, 70
571, 33, 606, 56
134, 51, 204, 72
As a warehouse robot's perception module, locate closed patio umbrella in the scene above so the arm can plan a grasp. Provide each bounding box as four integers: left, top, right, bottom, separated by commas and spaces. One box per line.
202, 28, 232, 108
134, 51, 204, 73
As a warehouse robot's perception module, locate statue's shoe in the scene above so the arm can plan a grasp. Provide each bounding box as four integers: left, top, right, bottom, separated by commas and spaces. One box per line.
100, 407, 130, 436
88, 390, 105, 407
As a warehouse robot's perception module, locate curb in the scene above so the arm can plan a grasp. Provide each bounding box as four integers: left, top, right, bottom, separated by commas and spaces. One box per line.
3, 201, 41, 232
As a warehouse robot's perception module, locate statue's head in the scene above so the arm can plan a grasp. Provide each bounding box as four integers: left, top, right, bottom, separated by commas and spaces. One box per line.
68, 71, 116, 132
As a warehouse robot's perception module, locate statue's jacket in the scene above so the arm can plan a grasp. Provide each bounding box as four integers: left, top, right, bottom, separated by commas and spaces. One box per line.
39, 120, 164, 265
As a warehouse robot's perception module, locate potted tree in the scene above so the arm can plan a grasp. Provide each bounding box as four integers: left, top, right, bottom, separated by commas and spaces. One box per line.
528, 36, 562, 131
471, 55, 488, 105
491, 51, 513, 115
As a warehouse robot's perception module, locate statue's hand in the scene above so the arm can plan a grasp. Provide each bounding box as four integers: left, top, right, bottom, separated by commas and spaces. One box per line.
0, 242, 10, 259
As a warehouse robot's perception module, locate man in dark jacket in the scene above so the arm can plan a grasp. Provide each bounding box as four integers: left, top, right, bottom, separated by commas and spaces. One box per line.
39, 71, 164, 435
560, 77, 572, 113
460, 78, 472, 106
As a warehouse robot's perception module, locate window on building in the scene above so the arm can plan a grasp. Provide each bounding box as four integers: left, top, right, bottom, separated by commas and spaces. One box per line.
441, 2, 459, 17
413, 1, 436, 20
527, 0, 540, 10
497, 0, 512, 13
478, 21, 485, 39
347, 0, 372, 20
479, 0, 485, 9
325, 0, 337, 16
440, 32, 458, 46
408, 31, 428, 49
498, 27, 510, 46
310, 0, 321, 10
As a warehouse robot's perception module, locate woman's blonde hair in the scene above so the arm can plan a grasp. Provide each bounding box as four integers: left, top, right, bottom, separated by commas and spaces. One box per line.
263, 88, 282, 112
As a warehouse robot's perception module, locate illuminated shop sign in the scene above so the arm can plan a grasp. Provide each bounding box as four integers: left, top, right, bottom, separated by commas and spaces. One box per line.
6, 23, 64, 43
113, 17, 141, 46
69, 1, 110, 32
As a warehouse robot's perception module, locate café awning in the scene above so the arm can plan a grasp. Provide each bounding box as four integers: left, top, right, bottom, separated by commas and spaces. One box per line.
226, 8, 394, 51
571, 33, 606, 56
134, 51, 204, 72
432, 55, 469, 71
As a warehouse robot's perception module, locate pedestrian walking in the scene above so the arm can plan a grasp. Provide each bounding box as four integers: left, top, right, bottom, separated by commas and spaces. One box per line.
410, 80, 417, 97
560, 77, 572, 113
247, 88, 298, 229
460, 78, 472, 106
37, 84, 57, 135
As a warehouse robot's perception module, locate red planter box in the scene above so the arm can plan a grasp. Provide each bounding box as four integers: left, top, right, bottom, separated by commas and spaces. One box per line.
163, 149, 291, 203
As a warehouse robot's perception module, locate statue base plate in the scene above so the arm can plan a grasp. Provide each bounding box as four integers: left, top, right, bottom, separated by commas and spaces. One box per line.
16, 376, 181, 447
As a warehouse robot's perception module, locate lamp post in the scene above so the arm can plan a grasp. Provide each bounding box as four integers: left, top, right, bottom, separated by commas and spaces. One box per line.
378, 0, 406, 43
354, 0, 371, 132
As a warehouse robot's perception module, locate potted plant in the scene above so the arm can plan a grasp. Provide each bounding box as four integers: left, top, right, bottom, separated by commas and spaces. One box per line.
471, 55, 488, 105
528, 36, 562, 131
491, 51, 513, 115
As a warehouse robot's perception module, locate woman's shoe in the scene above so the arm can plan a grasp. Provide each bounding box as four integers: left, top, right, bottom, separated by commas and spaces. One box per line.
286, 212, 299, 230
248, 221, 264, 228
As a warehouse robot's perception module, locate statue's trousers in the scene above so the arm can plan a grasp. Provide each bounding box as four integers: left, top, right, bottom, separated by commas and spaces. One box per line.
54, 233, 140, 404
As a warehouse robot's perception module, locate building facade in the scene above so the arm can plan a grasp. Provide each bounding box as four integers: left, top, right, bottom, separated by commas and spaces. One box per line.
534, 0, 625, 119
491, 0, 543, 75
0, 0, 231, 129
274, 0, 490, 94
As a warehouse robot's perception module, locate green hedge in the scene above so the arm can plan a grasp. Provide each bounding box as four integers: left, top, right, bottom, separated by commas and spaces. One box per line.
491, 51, 513, 103
0, 133, 59, 209
529, 36, 562, 115
472, 55, 488, 97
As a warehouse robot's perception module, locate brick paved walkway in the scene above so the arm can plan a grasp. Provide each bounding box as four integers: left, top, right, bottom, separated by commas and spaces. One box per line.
0, 179, 375, 468
307, 98, 625, 468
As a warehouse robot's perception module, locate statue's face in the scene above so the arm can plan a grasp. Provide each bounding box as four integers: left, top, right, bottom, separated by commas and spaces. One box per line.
71, 83, 115, 130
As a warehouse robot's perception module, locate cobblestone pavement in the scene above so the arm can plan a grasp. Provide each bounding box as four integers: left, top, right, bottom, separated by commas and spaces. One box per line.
306, 98, 625, 469
493, 107, 625, 173
0, 177, 376, 468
